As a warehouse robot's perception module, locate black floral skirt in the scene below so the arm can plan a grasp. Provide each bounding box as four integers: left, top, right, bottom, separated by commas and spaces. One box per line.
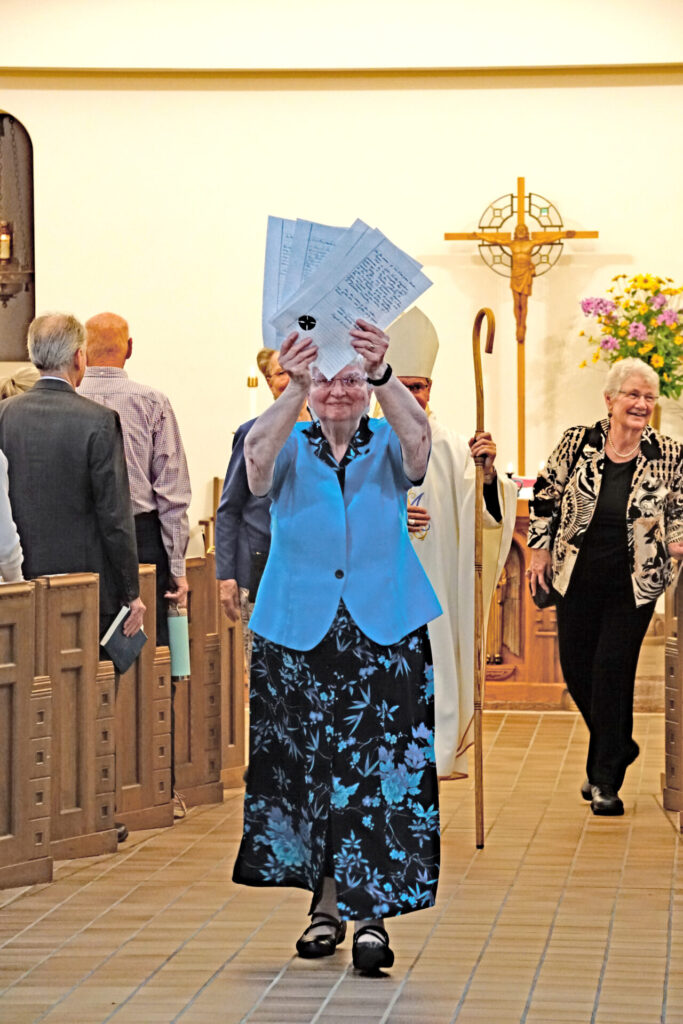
232, 601, 440, 921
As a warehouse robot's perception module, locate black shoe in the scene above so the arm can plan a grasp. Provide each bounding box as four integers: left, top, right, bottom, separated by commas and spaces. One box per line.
352, 925, 395, 974
115, 821, 129, 843
580, 778, 592, 801
590, 785, 624, 816
296, 912, 346, 959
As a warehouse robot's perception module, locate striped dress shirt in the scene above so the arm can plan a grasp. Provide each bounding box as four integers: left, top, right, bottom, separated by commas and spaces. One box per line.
79, 367, 191, 578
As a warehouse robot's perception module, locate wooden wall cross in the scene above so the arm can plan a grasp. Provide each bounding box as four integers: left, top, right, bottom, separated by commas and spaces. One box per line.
445, 176, 599, 474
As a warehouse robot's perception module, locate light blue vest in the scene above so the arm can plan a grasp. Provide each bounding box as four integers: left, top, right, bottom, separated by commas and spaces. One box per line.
249, 418, 442, 651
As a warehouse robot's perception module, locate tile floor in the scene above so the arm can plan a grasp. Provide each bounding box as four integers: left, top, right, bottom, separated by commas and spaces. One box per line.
0, 711, 681, 1024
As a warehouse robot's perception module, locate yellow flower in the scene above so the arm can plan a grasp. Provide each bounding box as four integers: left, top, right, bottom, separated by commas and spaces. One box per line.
592, 351, 600, 363
579, 360, 587, 369
663, 373, 671, 382
651, 353, 664, 368
627, 340, 636, 347
618, 329, 627, 337
638, 304, 649, 315
614, 356, 623, 362
579, 330, 585, 336
639, 342, 654, 354
675, 337, 683, 346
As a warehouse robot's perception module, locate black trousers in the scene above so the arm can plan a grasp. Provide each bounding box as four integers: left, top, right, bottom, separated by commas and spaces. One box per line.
555, 566, 655, 790
134, 511, 171, 647
135, 511, 177, 791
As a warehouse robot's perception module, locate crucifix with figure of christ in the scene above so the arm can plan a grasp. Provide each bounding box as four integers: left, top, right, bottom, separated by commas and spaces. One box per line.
445, 176, 599, 474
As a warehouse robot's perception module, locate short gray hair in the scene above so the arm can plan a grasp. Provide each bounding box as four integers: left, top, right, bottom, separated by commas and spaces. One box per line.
28, 313, 85, 372
604, 357, 659, 399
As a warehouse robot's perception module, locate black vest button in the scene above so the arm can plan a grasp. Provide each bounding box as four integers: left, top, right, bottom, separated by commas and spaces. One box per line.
335, 569, 344, 579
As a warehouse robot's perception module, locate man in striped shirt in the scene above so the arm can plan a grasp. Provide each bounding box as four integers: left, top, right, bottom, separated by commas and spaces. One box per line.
79, 313, 191, 648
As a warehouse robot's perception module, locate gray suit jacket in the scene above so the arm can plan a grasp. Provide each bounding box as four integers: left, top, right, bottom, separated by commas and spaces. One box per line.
0, 377, 139, 615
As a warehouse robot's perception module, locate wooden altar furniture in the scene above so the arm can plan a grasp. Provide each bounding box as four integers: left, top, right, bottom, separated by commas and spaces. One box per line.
485, 500, 567, 707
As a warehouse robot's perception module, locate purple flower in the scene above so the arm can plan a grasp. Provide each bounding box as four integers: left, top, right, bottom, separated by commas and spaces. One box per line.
595, 298, 617, 316
600, 335, 619, 350
651, 293, 667, 310
628, 322, 648, 340
581, 297, 597, 316
658, 309, 679, 327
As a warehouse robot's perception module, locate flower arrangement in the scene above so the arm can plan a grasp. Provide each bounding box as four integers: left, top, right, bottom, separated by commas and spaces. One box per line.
579, 274, 683, 399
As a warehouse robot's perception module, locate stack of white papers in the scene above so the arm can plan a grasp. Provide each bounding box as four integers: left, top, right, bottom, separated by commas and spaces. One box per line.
262, 217, 432, 380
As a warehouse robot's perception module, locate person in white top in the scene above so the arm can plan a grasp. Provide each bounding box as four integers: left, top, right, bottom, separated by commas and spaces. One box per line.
0, 450, 23, 582
382, 307, 517, 779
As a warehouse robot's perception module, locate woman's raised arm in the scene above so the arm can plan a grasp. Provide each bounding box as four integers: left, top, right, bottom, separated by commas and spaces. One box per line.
350, 319, 431, 482
244, 333, 317, 496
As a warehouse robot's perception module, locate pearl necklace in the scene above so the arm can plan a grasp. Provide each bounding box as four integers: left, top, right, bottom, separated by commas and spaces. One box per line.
607, 431, 641, 459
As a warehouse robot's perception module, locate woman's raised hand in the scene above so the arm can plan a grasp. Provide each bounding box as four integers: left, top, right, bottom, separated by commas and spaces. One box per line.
279, 331, 318, 388
349, 319, 389, 378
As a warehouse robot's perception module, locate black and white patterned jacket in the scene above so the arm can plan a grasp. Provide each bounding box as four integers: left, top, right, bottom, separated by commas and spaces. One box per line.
528, 419, 683, 606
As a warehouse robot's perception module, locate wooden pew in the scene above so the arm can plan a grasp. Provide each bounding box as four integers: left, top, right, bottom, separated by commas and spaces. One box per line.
0, 551, 247, 887
115, 565, 174, 831
36, 573, 118, 861
173, 556, 224, 806
0, 581, 53, 888
663, 572, 683, 828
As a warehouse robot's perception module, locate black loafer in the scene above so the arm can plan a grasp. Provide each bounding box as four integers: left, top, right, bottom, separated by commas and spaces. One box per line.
590, 784, 624, 816
296, 912, 346, 959
115, 821, 129, 843
352, 925, 395, 974
580, 778, 592, 801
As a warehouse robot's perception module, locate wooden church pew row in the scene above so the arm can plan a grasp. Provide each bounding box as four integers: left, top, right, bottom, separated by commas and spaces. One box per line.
36, 573, 118, 861
663, 570, 683, 831
173, 556, 224, 807
0, 580, 54, 888
115, 565, 174, 831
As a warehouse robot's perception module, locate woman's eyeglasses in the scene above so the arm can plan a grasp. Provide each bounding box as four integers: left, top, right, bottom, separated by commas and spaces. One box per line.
617, 390, 658, 405
311, 374, 367, 390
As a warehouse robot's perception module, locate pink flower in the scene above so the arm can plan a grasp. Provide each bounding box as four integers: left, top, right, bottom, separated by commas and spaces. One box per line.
581, 297, 616, 317
657, 309, 679, 327
600, 336, 619, 350
651, 294, 667, 310
628, 322, 648, 340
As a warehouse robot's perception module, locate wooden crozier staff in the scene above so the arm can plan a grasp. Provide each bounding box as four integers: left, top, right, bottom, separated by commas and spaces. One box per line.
472, 307, 495, 849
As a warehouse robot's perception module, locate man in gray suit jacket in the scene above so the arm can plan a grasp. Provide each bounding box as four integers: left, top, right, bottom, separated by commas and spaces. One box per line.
0, 313, 145, 638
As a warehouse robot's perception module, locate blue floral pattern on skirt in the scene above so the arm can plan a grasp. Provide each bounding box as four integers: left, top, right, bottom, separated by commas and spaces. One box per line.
232, 601, 440, 921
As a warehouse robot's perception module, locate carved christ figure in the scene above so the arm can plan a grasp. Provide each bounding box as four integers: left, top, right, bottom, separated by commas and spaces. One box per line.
465, 225, 578, 342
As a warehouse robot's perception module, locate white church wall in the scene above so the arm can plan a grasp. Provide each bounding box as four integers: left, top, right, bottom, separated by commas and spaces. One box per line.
0, 67, 681, 521
3, 0, 681, 70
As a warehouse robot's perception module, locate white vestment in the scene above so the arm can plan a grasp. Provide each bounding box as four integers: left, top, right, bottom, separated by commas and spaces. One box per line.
409, 414, 517, 779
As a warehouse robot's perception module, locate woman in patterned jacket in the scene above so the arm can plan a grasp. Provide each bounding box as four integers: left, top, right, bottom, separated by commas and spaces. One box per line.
528, 358, 683, 816
232, 320, 443, 974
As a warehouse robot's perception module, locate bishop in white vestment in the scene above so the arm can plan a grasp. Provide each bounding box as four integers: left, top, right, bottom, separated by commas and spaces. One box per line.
387, 308, 517, 779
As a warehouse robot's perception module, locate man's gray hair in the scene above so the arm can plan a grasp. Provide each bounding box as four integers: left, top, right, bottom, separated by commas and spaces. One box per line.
28, 313, 85, 372
604, 357, 659, 399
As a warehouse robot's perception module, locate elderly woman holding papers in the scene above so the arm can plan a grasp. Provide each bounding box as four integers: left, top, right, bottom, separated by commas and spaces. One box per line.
232, 318, 442, 974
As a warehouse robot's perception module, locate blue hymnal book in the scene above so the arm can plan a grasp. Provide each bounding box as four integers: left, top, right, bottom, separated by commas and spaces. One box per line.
100, 605, 147, 674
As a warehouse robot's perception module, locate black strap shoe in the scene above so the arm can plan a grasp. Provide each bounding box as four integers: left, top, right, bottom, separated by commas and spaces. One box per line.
115, 821, 129, 843
295, 912, 346, 959
352, 925, 395, 973
580, 778, 592, 801
590, 784, 624, 816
